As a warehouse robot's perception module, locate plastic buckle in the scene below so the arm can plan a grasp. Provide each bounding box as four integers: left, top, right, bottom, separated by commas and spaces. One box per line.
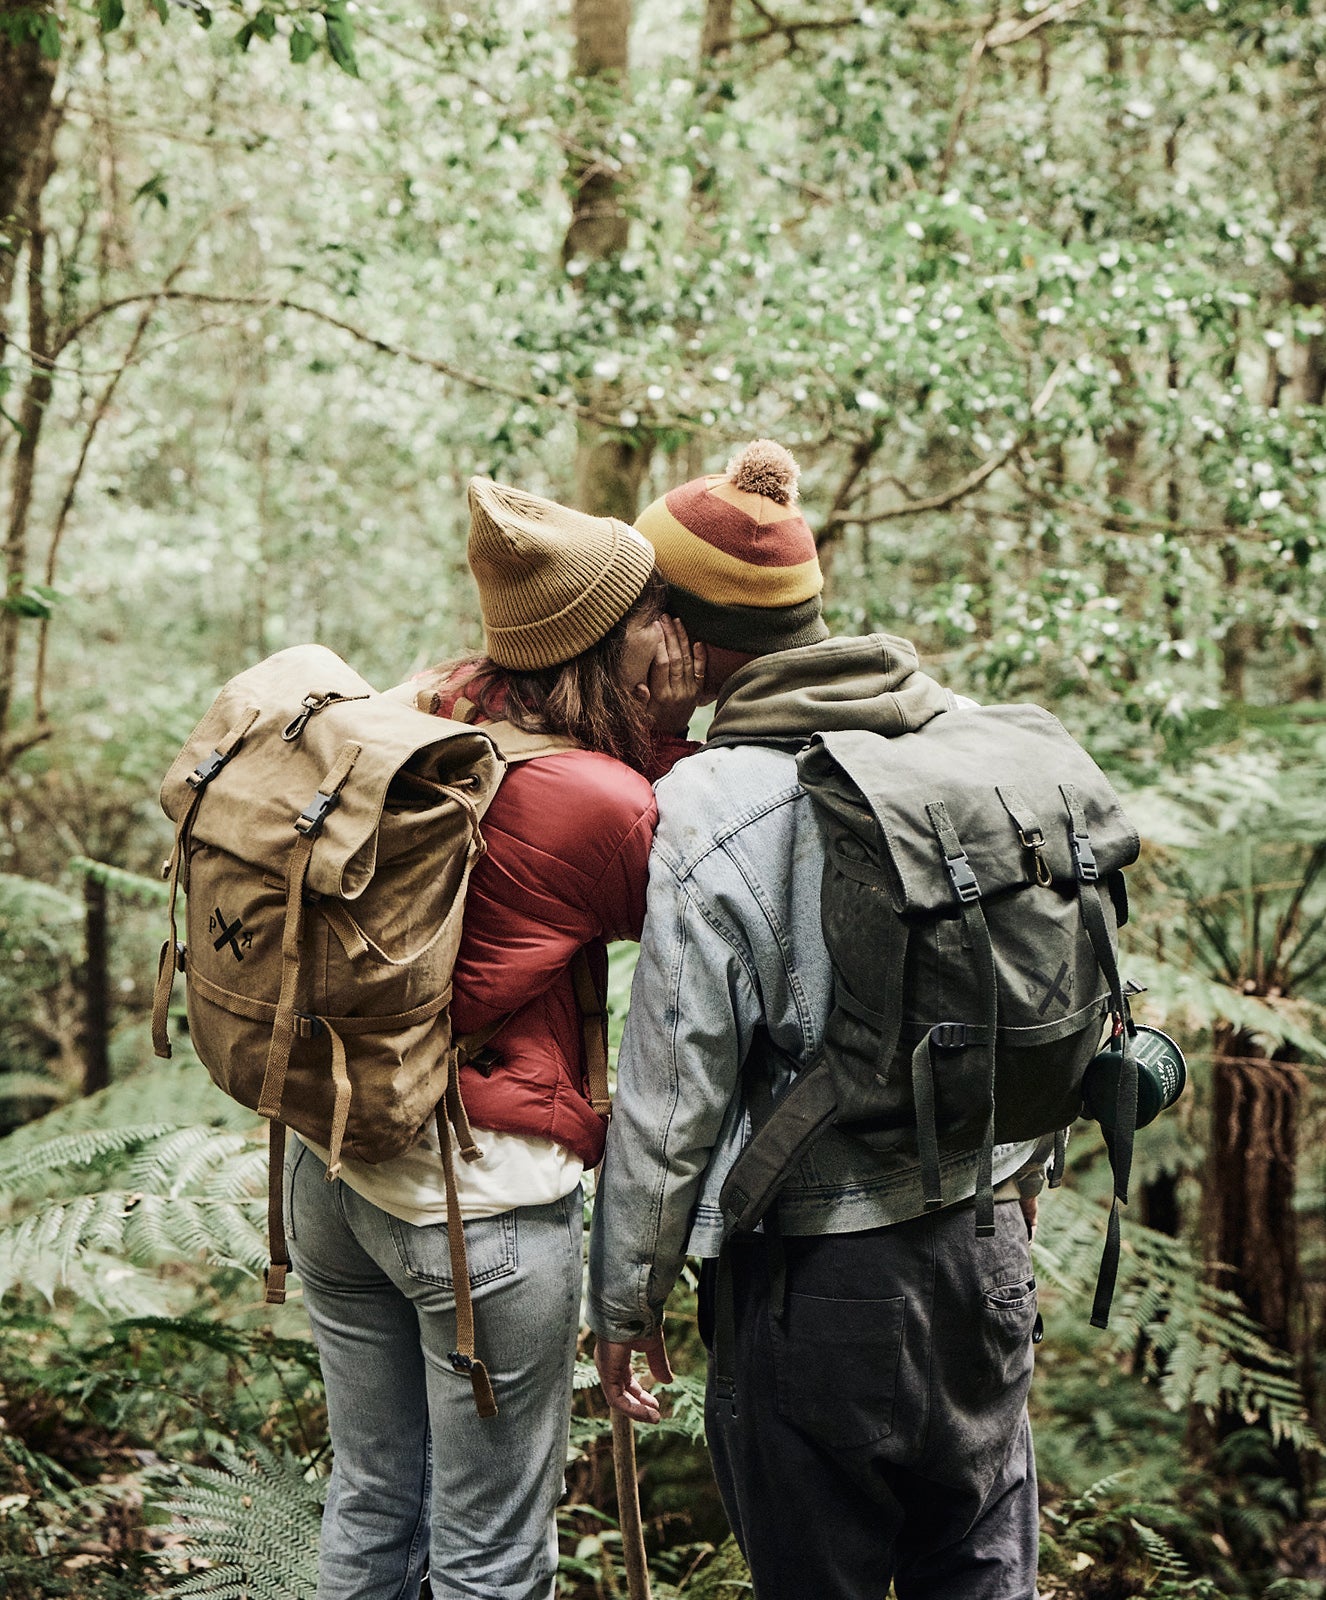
174, 941, 187, 973
931, 1022, 970, 1050
294, 790, 339, 837
944, 850, 980, 903
1071, 829, 1098, 882
294, 1014, 323, 1041
186, 749, 227, 790
448, 1351, 474, 1375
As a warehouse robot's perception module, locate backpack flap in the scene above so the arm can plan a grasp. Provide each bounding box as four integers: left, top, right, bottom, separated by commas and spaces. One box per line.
161, 645, 504, 899
799, 706, 1138, 913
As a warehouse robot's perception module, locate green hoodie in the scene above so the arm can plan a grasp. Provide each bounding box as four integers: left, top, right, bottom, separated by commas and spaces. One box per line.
704, 632, 956, 750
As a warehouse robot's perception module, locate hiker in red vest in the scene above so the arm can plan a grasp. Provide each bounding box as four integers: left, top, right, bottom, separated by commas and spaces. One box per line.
285, 477, 701, 1600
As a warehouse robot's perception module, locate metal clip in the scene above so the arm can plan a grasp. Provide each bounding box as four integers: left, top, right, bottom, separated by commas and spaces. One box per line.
282, 691, 347, 743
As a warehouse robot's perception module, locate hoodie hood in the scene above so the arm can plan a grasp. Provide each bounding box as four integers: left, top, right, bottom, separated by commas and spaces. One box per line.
705, 633, 954, 749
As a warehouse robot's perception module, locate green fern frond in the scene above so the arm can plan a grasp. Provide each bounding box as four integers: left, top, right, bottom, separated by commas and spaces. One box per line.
0, 1059, 257, 1156
1036, 1187, 1322, 1454
153, 1443, 323, 1600
0, 1124, 181, 1192
1122, 953, 1326, 1061
0, 1190, 265, 1305
1130, 1517, 1190, 1580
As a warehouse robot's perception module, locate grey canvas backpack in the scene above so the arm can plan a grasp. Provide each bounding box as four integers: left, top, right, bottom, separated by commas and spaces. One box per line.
718, 703, 1141, 1326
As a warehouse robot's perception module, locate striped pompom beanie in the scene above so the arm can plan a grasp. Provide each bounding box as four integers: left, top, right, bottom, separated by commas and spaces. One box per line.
467, 477, 656, 670
634, 440, 828, 655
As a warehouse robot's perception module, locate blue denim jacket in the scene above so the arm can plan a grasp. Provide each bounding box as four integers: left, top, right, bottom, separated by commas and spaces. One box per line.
588, 636, 1048, 1345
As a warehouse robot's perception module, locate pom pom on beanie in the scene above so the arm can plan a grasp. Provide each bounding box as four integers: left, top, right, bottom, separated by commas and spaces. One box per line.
724, 439, 800, 505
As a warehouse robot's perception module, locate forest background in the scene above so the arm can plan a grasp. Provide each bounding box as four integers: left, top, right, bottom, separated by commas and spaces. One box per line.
3, 0, 1326, 1595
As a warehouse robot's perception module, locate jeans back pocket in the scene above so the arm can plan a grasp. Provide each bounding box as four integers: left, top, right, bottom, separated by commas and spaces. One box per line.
771, 1291, 906, 1449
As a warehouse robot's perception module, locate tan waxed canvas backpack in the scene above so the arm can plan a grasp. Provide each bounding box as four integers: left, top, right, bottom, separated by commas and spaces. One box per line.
152, 644, 607, 1418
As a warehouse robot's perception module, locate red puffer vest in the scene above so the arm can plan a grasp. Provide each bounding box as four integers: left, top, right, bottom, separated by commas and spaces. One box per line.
439, 690, 691, 1166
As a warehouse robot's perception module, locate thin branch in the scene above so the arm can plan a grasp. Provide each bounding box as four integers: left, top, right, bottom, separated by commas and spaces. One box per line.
49, 289, 644, 429
826, 362, 1068, 529
30, 244, 211, 724
816, 433, 880, 554
936, 30, 988, 192
986, 0, 1091, 50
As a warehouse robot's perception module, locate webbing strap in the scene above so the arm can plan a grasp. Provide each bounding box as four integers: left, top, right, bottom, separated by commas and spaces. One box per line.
571, 949, 612, 1118
264, 1120, 289, 1305
322, 1023, 352, 1182
436, 1103, 498, 1419
154, 707, 262, 1059
910, 1031, 943, 1210
151, 786, 204, 1060
1062, 784, 1136, 1329
445, 1072, 483, 1163
718, 1065, 840, 1235
257, 830, 316, 1122
926, 803, 1000, 1237
257, 743, 361, 1124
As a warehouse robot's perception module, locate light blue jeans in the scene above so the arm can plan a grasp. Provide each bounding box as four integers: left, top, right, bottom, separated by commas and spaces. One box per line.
284, 1137, 583, 1600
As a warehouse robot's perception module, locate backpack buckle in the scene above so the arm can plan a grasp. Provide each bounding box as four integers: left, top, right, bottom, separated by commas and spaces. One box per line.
186, 749, 228, 790
1071, 829, 1098, 882
944, 850, 980, 903
930, 1022, 970, 1050
448, 1351, 474, 1375
295, 790, 340, 838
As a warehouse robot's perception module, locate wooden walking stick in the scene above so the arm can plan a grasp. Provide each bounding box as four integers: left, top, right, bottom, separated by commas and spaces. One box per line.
612, 1410, 652, 1600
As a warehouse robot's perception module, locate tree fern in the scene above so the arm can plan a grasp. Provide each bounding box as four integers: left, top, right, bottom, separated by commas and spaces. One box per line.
1036, 1187, 1320, 1455
152, 1443, 323, 1600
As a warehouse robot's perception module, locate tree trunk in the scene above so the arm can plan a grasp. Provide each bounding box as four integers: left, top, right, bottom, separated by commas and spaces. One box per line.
0, 130, 57, 765
82, 873, 111, 1096
0, 0, 58, 344
1205, 1030, 1308, 1500
565, 0, 650, 519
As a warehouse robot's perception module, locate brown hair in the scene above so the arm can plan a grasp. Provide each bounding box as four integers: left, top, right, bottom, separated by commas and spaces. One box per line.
436, 568, 667, 771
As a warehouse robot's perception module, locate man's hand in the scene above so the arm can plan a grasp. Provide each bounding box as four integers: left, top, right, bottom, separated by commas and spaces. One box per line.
639, 615, 705, 736
595, 1333, 674, 1424
1020, 1193, 1039, 1242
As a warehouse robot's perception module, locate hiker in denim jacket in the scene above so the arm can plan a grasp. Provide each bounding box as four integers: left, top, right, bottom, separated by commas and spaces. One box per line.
589, 441, 1048, 1600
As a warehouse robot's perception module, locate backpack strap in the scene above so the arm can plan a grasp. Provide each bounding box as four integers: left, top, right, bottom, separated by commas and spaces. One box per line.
151, 707, 259, 1059
257, 741, 362, 1128
924, 801, 999, 1237
570, 948, 611, 1119
1061, 783, 1137, 1330
264, 1121, 291, 1304
436, 1099, 498, 1418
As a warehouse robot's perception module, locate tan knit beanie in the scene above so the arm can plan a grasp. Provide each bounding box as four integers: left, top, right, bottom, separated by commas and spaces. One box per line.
466, 477, 656, 670
634, 440, 827, 655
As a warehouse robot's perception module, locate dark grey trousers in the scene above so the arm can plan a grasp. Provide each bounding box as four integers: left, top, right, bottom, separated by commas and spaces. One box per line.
699, 1199, 1039, 1600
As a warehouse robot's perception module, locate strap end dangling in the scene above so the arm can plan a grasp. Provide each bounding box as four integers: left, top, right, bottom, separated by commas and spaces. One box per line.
471, 1359, 497, 1419
264, 1262, 288, 1305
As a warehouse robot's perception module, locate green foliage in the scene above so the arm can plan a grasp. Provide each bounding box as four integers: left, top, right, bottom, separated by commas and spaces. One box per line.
1035, 1185, 1320, 1456
152, 1443, 323, 1598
